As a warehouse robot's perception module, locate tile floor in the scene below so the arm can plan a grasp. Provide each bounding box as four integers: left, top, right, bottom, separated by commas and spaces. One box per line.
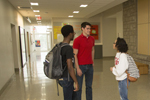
0, 52, 150, 100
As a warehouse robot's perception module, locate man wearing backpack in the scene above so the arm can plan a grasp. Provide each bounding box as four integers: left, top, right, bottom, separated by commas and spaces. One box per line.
73, 22, 95, 100
58, 25, 79, 100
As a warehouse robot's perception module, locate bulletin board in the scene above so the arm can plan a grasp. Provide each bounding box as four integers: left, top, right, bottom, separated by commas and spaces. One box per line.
90, 25, 99, 40
53, 26, 62, 39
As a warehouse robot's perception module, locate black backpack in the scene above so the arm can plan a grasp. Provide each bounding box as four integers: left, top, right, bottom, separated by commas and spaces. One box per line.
43, 42, 69, 79
43, 43, 69, 96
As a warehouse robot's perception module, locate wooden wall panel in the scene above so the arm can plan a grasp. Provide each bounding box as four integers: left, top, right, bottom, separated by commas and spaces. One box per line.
149, 26, 150, 55
149, 0, 150, 22
138, 0, 149, 24
138, 24, 149, 55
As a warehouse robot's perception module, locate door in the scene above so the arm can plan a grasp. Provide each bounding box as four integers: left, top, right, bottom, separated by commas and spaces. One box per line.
11, 24, 18, 70
19, 26, 27, 67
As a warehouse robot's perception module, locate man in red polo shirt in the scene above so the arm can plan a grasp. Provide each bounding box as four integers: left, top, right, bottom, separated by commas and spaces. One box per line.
73, 22, 95, 100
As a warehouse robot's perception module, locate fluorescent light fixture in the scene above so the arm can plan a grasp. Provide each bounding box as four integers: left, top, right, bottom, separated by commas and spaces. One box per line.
80, 4, 88, 7
18, 6, 32, 9
35, 15, 40, 17
26, 17, 31, 23
33, 10, 40, 12
68, 15, 73, 17
37, 21, 41, 23
30, 3, 39, 6
73, 11, 79, 13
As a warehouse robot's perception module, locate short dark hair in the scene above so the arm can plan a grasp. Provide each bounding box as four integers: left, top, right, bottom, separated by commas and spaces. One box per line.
81, 22, 91, 29
115, 37, 128, 53
61, 25, 74, 37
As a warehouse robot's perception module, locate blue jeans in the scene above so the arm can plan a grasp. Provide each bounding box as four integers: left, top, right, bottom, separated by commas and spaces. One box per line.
76, 64, 94, 100
118, 78, 130, 100
58, 77, 77, 100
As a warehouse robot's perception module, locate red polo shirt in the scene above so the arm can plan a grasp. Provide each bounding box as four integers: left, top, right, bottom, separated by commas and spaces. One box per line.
73, 34, 95, 65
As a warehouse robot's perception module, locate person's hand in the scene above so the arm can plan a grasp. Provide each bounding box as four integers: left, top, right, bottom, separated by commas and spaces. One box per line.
77, 68, 82, 76
74, 82, 79, 92
110, 67, 113, 72
92, 63, 94, 67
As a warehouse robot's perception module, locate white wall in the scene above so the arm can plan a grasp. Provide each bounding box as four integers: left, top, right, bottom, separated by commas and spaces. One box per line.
101, 4, 123, 57
102, 18, 117, 57
116, 11, 123, 38
0, 0, 32, 91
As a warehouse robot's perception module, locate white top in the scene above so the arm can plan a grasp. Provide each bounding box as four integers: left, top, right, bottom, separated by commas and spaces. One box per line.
112, 52, 129, 81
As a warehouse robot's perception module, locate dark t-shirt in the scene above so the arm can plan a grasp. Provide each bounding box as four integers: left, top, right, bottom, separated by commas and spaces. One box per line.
61, 44, 74, 78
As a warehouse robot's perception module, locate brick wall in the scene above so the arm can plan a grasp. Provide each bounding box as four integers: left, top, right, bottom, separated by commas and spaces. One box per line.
123, 0, 150, 73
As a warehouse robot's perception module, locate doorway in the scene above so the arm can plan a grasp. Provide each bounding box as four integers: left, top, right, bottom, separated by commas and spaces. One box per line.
19, 26, 27, 68
10, 24, 18, 71
27, 32, 30, 58
34, 33, 51, 52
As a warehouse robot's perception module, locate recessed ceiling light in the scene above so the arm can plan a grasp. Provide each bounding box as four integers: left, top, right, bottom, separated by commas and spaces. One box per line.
68, 15, 73, 17
37, 21, 41, 23
35, 15, 40, 17
33, 10, 40, 12
30, 3, 39, 6
73, 11, 79, 13
80, 5, 88, 7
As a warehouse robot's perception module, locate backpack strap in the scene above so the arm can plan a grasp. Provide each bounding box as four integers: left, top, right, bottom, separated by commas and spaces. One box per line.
56, 79, 59, 96
59, 42, 70, 47
60, 42, 71, 81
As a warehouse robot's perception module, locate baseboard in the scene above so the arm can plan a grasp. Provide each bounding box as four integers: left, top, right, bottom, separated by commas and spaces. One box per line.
0, 74, 14, 96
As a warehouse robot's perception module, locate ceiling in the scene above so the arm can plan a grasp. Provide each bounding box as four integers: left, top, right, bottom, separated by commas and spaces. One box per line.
8, 0, 127, 26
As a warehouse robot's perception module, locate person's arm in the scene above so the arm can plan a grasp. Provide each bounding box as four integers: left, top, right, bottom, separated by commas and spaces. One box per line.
92, 46, 95, 67
112, 54, 128, 77
73, 49, 82, 76
66, 59, 79, 91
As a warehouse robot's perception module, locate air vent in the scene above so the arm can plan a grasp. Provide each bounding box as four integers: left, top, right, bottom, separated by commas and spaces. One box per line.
18, 7, 32, 9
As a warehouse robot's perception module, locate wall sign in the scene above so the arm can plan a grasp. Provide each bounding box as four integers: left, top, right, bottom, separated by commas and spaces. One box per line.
35, 40, 41, 47
90, 25, 99, 40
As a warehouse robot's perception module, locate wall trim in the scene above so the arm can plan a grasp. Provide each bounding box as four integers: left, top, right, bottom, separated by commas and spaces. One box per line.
0, 74, 14, 96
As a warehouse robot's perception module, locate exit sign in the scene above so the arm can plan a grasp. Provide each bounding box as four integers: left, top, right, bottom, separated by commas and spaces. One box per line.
36, 17, 42, 20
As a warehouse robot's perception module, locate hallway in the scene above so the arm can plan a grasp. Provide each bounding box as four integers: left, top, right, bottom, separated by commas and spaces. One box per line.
0, 52, 150, 100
